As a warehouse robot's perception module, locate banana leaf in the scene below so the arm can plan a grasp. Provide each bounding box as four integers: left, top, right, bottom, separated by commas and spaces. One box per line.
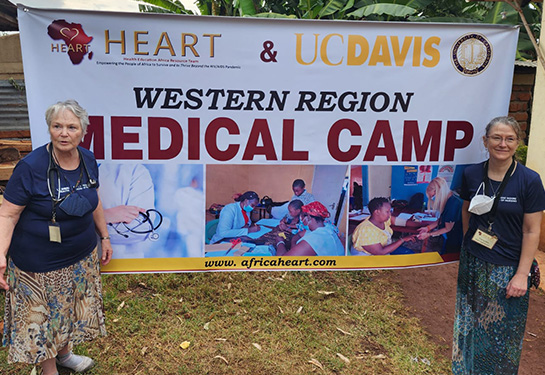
409, 16, 482, 23
319, 0, 351, 17
237, 0, 257, 15
253, 12, 298, 18
348, 4, 417, 18
483, 3, 518, 25
136, 0, 188, 14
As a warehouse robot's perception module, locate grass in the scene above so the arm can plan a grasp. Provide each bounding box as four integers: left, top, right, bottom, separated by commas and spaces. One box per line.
0, 270, 452, 374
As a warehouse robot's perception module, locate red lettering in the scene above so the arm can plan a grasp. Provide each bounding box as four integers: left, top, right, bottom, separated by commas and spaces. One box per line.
81, 116, 105, 159
188, 118, 200, 160
111, 116, 142, 160
327, 119, 361, 162
444, 121, 473, 161
148, 117, 183, 160
402, 120, 441, 162
282, 119, 308, 161
242, 119, 277, 161
205, 117, 240, 161
364, 120, 397, 161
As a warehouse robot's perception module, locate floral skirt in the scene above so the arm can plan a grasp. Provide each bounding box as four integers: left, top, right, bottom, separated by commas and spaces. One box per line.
2, 248, 107, 364
452, 247, 530, 375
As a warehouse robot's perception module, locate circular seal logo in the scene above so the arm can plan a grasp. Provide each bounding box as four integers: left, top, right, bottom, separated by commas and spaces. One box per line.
451, 33, 492, 76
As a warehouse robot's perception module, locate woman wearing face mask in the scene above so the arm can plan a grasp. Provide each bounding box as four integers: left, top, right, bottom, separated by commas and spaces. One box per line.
210, 191, 260, 243
452, 116, 545, 374
275, 201, 344, 256
416, 177, 463, 254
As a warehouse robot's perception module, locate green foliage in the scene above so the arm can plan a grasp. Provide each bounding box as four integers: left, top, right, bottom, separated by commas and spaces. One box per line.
137, 0, 543, 60
516, 144, 528, 165
137, 0, 193, 14
348, 3, 417, 19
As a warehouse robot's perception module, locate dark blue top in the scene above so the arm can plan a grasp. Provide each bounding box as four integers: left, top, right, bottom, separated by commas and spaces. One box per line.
438, 194, 463, 253
460, 161, 545, 266
4, 144, 100, 272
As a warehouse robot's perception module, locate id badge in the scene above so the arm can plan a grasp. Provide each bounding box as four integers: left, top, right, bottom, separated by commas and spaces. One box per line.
49, 221, 62, 243
471, 226, 497, 249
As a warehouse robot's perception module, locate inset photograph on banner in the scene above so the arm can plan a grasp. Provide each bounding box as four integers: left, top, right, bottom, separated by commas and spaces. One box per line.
348, 165, 468, 262
205, 165, 349, 257
99, 163, 204, 259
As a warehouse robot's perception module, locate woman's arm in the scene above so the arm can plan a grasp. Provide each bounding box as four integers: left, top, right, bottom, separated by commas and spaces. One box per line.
461, 200, 470, 236
214, 205, 249, 240
506, 211, 542, 298
418, 221, 454, 240
93, 194, 113, 265
0, 200, 25, 290
361, 236, 414, 256
277, 239, 316, 256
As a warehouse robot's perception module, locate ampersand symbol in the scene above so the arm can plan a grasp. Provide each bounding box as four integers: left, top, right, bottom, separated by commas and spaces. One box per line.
260, 41, 277, 63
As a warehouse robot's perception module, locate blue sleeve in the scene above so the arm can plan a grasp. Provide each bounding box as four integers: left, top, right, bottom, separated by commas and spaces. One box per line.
442, 197, 461, 224
523, 172, 545, 213
215, 204, 248, 239
3, 161, 34, 206
460, 169, 470, 201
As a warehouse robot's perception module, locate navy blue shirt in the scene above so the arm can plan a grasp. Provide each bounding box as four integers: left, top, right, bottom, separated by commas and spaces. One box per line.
439, 194, 463, 253
461, 161, 545, 266
4, 144, 100, 272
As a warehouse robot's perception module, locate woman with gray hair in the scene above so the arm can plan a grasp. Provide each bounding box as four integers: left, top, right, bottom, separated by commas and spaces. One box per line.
0, 100, 112, 374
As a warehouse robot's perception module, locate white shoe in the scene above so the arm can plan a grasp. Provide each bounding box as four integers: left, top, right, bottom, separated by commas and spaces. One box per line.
56, 353, 95, 372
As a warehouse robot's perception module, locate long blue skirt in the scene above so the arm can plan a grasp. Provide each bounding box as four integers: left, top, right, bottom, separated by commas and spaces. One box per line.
452, 247, 530, 375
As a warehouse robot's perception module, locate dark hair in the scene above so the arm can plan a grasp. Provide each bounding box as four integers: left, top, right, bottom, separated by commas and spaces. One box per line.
288, 199, 303, 210
368, 197, 390, 215
235, 191, 259, 202
485, 116, 524, 141
308, 215, 325, 224
292, 179, 305, 189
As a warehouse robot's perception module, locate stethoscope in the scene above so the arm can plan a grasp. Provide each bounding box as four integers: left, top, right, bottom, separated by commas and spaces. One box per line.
47, 144, 97, 203
47, 144, 97, 222
109, 209, 163, 241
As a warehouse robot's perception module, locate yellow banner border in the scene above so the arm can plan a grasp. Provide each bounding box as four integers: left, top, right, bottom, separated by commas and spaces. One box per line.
101, 252, 448, 273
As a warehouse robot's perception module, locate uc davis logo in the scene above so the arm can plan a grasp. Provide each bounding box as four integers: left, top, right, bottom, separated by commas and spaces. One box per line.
451, 33, 492, 76
47, 19, 93, 65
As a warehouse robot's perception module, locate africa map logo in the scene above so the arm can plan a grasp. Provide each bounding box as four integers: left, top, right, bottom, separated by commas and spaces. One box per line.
47, 19, 93, 65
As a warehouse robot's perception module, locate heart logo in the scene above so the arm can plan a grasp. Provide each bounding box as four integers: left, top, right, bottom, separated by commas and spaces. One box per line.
60, 27, 80, 41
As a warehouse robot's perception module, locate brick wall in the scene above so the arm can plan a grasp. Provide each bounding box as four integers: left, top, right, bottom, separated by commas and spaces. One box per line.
509, 66, 536, 140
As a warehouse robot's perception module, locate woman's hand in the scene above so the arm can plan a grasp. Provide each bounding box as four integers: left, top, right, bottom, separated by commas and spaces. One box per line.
402, 235, 417, 243
103, 205, 145, 224
506, 273, 529, 298
279, 220, 289, 231
417, 226, 429, 235
417, 232, 430, 240
248, 224, 261, 233
101, 239, 113, 266
0, 254, 8, 291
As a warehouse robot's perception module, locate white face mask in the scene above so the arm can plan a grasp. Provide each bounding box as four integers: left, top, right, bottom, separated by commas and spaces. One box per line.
468, 182, 494, 215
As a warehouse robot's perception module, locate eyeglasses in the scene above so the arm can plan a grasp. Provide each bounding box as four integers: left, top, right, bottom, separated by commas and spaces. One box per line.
486, 135, 518, 145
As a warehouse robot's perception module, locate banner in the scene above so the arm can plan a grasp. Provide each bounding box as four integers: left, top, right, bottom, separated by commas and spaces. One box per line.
17, 5, 519, 273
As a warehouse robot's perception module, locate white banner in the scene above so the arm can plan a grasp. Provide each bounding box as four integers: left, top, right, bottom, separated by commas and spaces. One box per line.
17, 5, 519, 272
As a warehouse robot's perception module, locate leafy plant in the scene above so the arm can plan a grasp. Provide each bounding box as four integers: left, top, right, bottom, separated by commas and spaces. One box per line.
136, 0, 543, 60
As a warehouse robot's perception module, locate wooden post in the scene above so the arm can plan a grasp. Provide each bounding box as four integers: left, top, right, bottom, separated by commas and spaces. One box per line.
526, 14, 545, 250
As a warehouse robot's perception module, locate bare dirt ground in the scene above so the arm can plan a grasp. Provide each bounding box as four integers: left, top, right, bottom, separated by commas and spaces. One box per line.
388, 250, 545, 375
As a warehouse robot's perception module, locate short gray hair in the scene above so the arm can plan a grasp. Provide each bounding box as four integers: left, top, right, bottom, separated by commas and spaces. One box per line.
45, 99, 90, 135
485, 116, 524, 141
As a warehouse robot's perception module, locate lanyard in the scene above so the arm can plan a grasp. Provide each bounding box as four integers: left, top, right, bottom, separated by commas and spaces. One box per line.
47, 145, 83, 222
483, 158, 516, 227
